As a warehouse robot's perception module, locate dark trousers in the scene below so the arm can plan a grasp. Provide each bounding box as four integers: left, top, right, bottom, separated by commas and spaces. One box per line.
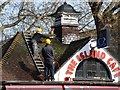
44, 63, 54, 81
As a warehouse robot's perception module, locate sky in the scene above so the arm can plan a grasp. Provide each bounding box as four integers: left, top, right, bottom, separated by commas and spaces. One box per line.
0, 0, 118, 42
0, 0, 116, 3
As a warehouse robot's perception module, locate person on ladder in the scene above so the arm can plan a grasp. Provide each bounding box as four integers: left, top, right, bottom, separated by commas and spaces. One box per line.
31, 28, 48, 59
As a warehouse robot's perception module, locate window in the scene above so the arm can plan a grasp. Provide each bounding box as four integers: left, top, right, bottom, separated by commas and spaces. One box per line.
75, 58, 111, 80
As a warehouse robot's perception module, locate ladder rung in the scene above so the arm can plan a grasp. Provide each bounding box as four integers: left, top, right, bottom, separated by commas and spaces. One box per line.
25, 36, 31, 38
25, 35, 31, 37
25, 38, 32, 40
24, 31, 31, 34
24, 33, 31, 36
26, 40, 32, 42
37, 65, 44, 67
34, 59, 44, 63
40, 70, 44, 72
36, 63, 43, 65
36, 63, 44, 66
35, 60, 41, 62
36, 62, 43, 64
35, 62, 43, 65
34, 58, 41, 60
35, 61, 43, 64
38, 67, 44, 69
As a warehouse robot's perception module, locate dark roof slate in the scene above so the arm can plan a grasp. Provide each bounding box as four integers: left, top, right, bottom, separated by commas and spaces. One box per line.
1, 28, 119, 82
1, 32, 41, 81
58, 37, 90, 69
56, 2, 78, 13
49, 2, 81, 16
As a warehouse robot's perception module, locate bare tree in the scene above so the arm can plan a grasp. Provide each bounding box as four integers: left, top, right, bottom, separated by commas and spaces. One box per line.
0, 1, 61, 41
0, 1, 119, 42
0, 0, 11, 12
89, 1, 120, 30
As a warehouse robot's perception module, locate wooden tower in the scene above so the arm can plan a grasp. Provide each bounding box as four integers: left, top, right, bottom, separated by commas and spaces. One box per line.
50, 2, 81, 44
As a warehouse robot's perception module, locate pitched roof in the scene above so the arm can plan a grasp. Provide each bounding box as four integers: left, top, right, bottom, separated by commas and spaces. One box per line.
58, 37, 90, 69
1, 31, 90, 81
49, 2, 81, 16
56, 2, 79, 13
1, 28, 119, 81
1, 32, 41, 81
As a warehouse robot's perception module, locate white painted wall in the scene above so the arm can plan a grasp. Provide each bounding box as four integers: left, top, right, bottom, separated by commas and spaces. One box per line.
54, 39, 120, 82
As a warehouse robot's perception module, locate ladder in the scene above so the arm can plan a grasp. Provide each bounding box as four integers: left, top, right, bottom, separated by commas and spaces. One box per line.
22, 31, 45, 76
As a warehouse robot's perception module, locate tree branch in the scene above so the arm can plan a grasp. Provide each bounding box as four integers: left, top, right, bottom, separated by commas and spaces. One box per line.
78, 11, 91, 22
0, 17, 26, 29
79, 19, 94, 31
104, 2, 120, 15
26, 14, 46, 31
89, 2, 104, 30
0, 0, 11, 12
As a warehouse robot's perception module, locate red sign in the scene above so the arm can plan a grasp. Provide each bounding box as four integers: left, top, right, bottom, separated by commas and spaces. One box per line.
93, 50, 120, 78
5, 85, 120, 90
65, 50, 120, 78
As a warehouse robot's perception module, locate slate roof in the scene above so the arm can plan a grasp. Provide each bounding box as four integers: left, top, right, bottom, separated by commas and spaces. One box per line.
58, 37, 90, 69
1, 32, 40, 81
1, 28, 119, 81
56, 2, 79, 13
1, 32, 89, 81
49, 2, 81, 16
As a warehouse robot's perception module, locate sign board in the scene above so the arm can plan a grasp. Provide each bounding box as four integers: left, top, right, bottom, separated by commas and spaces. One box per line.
97, 29, 110, 48
5, 85, 120, 90
54, 39, 120, 82
61, 16, 78, 26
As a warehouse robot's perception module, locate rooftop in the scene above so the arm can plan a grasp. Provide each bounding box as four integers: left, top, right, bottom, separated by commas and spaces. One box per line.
50, 2, 81, 16
1, 28, 119, 83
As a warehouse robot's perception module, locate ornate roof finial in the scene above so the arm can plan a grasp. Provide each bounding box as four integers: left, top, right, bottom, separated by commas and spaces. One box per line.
64, 2, 67, 4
